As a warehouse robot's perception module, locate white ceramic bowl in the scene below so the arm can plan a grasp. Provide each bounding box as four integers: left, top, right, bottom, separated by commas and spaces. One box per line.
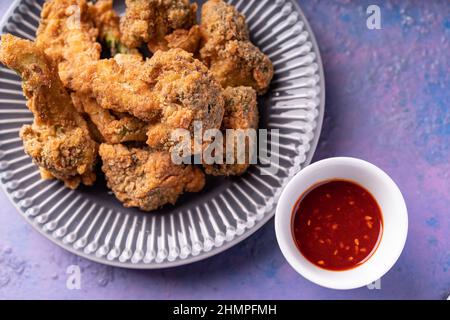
275, 157, 408, 290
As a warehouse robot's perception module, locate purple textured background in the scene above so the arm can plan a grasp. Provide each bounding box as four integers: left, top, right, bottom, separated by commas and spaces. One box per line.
0, 0, 449, 300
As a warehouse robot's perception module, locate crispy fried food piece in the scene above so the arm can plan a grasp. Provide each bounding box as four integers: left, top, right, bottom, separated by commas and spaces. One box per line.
74, 53, 154, 119
205, 40, 273, 95
36, 1, 146, 144
77, 49, 224, 150
36, 0, 101, 91
200, 0, 249, 46
200, 0, 273, 94
0, 34, 98, 189
120, 0, 197, 51
119, 0, 152, 48
220, 87, 259, 144
88, 0, 138, 56
99, 143, 205, 211
149, 25, 201, 54
144, 49, 224, 150
71, 93, 148, 144
36, 1, 222, 151
203, 86, 259, 176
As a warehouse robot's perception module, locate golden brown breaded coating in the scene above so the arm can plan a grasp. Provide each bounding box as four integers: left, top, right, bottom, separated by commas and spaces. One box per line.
35, 1, 224, 153
76, 49, 224, 150
73, 54, 157, 118
71, 93, 149, 144
120, 0, 197, 51
221, 86, 259, 134
204, 86, 259, 176
207, 40, 273, 94
82, 114, 106, 143
36, 1, 145, 144
36, 0, 97, 63
144, 49, 224, 150
200, 0, 273, 94
0, 34, 98, 189
119, 0, 153, 48
99, 143, 205, 211
88, 0, 120, 45
200, 0, 249, 46
36, 0, 101, 91
149, 25, 201, 54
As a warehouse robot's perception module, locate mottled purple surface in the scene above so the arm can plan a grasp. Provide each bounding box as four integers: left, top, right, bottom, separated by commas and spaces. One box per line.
0, 0, 449, 300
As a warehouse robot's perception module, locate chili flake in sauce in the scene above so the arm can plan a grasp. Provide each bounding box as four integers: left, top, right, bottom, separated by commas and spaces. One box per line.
292, 180, 383, 271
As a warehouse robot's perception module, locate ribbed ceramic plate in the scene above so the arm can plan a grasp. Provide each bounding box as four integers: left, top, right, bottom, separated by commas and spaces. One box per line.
0, 0, 325, 268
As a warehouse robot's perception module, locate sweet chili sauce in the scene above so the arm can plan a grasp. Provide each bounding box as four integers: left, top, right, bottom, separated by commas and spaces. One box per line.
292, 180, 383, 271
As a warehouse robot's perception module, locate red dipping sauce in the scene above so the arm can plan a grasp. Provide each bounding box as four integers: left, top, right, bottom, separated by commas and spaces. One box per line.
292, 180, 383, 271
